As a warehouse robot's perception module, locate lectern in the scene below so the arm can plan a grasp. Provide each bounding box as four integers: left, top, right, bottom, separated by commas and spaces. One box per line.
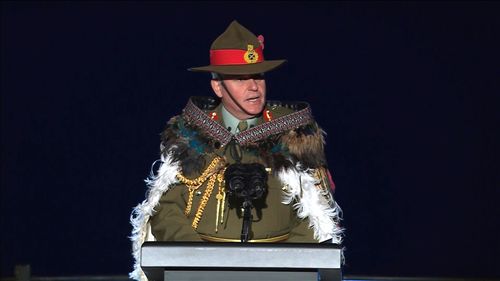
141, 242, 342, 281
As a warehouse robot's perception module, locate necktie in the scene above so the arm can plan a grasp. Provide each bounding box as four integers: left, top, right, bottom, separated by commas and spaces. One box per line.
237, 120, 248, 132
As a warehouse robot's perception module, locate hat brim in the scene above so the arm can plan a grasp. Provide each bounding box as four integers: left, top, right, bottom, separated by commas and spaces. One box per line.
188, 60, 286, 75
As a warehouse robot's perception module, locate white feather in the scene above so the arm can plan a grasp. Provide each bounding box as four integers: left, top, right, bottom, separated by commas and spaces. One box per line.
129, 152, 180, 281
278, 164, 343, 244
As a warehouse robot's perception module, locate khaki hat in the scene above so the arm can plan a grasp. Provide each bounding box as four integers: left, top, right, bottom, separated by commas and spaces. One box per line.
189, 20, 286, 75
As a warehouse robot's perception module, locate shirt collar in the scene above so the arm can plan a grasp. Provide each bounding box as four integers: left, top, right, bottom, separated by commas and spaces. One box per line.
220, 105, 259, 134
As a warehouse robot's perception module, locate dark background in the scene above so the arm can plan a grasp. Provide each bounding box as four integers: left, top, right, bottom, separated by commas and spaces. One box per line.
1, 1, 499, 279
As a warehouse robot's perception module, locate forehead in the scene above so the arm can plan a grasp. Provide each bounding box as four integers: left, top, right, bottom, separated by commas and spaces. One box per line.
219, 73, 265, 80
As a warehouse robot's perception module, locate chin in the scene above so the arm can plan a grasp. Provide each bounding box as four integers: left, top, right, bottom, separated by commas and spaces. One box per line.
244, 105, 265, 116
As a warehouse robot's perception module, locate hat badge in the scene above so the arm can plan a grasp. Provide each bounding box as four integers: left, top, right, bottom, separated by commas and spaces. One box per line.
243, 44, 259, 64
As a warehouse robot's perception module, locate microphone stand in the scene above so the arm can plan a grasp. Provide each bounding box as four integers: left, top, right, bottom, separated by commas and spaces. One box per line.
241, 200, 253, 242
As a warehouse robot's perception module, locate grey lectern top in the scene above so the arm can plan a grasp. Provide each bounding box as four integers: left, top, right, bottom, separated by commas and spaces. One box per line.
141, 242, 342, 281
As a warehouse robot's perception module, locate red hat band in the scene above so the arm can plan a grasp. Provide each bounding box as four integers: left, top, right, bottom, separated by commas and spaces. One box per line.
210, 44, 264, 66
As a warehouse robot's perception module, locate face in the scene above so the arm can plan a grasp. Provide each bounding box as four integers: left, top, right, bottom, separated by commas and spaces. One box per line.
211, 74, 266, 120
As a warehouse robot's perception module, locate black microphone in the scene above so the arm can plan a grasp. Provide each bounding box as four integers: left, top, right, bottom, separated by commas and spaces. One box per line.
224, 163, 268, 242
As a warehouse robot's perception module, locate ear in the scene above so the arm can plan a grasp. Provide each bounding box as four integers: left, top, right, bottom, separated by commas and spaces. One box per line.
211, 80, 223, 98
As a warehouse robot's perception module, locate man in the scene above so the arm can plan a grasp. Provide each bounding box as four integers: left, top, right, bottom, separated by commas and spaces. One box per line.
130, 20, 343, 281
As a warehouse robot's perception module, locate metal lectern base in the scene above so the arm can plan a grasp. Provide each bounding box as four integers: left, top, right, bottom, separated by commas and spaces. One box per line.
165, 271, 318, 281
162, 269, 342, 281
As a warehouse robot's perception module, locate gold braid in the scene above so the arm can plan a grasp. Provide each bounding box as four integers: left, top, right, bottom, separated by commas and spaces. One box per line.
215, 167, 227, 232
176, 156, 223, 216
176, 156, 223, 186
192, 173, 217, 229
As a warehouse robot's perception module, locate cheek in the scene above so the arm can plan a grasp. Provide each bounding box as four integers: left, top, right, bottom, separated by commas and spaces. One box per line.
231, 88, 248, 102
259, 82, 266, 94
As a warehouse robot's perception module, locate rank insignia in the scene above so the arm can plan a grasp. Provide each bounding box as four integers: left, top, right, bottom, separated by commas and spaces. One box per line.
264, 110, 273, 122
210, 112, 218, 120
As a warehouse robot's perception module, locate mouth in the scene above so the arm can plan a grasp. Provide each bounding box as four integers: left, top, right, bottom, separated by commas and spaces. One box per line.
246, 96, 261, 102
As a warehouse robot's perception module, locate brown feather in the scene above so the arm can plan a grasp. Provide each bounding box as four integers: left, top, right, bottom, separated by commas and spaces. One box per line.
281, 123, 327, 168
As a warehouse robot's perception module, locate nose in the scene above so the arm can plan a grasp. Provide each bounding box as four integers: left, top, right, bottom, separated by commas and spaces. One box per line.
248, 79, 258, 90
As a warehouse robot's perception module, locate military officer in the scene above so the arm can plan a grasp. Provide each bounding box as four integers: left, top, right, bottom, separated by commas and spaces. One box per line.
130, 20, 343, 281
